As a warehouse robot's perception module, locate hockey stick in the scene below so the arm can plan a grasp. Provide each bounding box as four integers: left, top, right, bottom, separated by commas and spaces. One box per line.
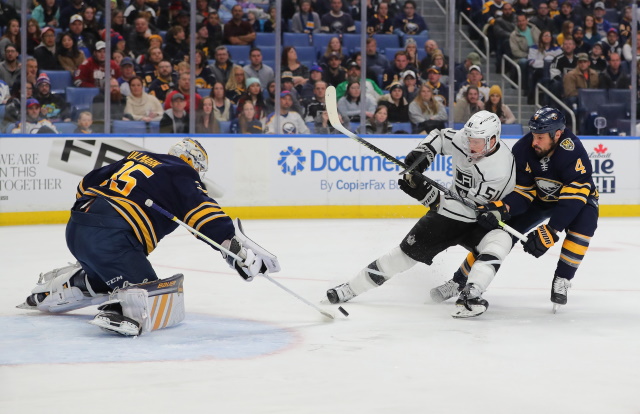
324, 86, 527, 242
145, 199, 337, 319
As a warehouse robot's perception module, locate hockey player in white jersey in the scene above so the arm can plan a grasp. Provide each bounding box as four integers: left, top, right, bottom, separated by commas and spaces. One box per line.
326, 111, 516, 317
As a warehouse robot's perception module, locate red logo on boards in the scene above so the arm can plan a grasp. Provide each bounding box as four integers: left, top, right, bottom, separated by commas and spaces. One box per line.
594, 144, 608, 154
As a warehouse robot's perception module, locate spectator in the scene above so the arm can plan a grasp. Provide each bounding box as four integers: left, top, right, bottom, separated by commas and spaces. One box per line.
322, 52, 347, 87
224, 5, 256, 45
492, 2, 516, 71
22, 57, 39, 87
74, 41, 121, 88
572, 26, 591, 55
282, 46, 311, 88
599, 52, 631, 89
209, 46, 235, 86
485, 85, 516, 124
279, 71, 305, 116
550, 36, 577, 83
377, 82, 410, 123
128, 17, 154, 59
365, 105, 392, 134
82, 6, 102, 41
588, 42, 608, 73
367, 1, 393, 35
600, 28, 623, 58
583, 15, 602, 48
225, 65, 247, 103
553, 1, 580, 35
365, 38, 390, 79
319, 37, 345, 66
529, 2, 555, 34
210, 81, 234, 121
425, 65, 449, 106
404, 38, 420, 71
547, 0, 560, 19
3, 82, 33, 124
0, 44, 21, 89
408, 83, 447, 134
336, 61, 382, 100
11, 98, 59, 134
26, 19, 42, 56
574, 0, 596, 23
124, 0, 156, 26
117, 57, 138, 96
527, 30, 562, 103
292, 0, 321, 34
456, 65, 490, 102
622, 32, 640, 63
264, 5, 286, 33
510, 13, 541, 82
156, 1, 182, 31
430, 50, 450, 85
300, 65, 324, 100
401, 69, 419, 102
265, 91, 310, 134
205, 10, 224, 51
57, 31, 87, 73
112, 10, 130, 41
453, 85, 484, 123
32, 0, 60, 29
74, 111, 95, 134
557, 20, 575, 47
125, 76, 164, 122
303, 79, 327, 122
31, 27, 59, 72
480, 0, 507, 27
194, 49, 217, 89
315, 108, 349, 134
195, 96, 221, 134
321, 0, 356, 34
244, 48, 275, 89
419, 39, 447, 75
195, 22, 215, 59
59, 0, 85, 31
148, 60, 176, 103
0, 78, 8, 104
141, 46, 164, 85
245, 11, 260, 33
159, 93, 188, 133
453, 51, 481, 93
231, 101, 264, 134
92, 78, 129, 130
164, 26, 190, 65
383, 51, 410, 89
563, 52, 599, 108
392, 0, 428, 40
196, 0, 214, 25
68, 14, 96, 51
164, 72, 203, 113
0, 19, 20, 60
618, 6, 637, 46
592, 2, 612, 38
34, 73, 70, 122
236, 77, 267, 121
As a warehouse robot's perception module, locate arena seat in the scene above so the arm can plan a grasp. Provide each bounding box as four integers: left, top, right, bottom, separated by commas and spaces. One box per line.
53, 122, 77, 134
372, 34, 401, 50
218, 121, 231, 133
45, 71, 73, 95
255, 32, 276, 47
65, 87, 100, 116
113, 120, 147, 134
226, 45, 251, 63
283, 32, 311, 47
392, 122, 411, 133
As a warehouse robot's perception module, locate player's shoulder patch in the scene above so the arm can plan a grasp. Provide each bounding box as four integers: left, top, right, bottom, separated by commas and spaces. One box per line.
559, 138, 575, 151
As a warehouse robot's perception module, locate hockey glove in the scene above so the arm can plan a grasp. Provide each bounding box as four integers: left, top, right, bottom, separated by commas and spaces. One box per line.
404, 141, 437, 174
476, 201, 510, 230
224, 236, 265, 281
398, 172, 440, 209
521, 224, 559, 258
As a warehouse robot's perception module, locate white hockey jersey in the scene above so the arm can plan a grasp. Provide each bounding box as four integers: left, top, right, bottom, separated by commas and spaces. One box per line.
419, 128, 516, 222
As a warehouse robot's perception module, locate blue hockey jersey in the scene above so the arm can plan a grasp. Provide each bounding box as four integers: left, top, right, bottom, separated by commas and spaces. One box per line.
74, 151, 235, 255
503, 129, 598, 232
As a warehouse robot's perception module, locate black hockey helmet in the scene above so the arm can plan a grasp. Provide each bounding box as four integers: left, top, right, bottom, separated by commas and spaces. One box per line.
528, 106, 566, 136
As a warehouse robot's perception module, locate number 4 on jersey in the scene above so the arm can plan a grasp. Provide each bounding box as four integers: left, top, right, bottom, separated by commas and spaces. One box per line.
575, 158, 586, 174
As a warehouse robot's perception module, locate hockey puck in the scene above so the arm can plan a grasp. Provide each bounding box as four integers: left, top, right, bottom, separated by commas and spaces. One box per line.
338, 306, 349, 317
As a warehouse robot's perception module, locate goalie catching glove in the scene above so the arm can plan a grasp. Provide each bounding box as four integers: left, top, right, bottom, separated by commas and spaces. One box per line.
522, 224, 559, 258
222, 218, 281, 281
476, 201, 510, 230
398, 171, 440, 209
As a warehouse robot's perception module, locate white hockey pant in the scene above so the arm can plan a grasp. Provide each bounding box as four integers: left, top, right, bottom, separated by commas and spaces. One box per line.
467, 229, 512, 293
348, 246, 417, 296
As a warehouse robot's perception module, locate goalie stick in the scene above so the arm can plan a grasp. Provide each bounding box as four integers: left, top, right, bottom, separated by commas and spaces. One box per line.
145, 199, 338, 320
324, 85, 527, 242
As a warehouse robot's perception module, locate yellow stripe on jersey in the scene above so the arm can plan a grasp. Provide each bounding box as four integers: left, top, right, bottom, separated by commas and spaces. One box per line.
186, 206, 224, 229
194, 213, 228, 231
560, 186, 591, 196
184, 201, 221, 223
514, 184, 536, 201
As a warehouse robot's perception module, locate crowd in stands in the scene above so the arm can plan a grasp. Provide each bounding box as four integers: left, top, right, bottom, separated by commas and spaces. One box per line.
0, 0, 637, 135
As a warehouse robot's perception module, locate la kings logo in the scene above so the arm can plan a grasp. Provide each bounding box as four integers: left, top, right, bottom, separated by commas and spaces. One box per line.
455, 169, 473, 197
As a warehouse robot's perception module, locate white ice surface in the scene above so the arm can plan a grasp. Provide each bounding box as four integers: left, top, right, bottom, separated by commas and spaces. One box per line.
1, 218, 639, 413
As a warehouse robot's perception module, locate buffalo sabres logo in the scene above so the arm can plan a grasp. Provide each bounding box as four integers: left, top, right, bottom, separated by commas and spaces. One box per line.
535, 177, 562, 202
551, 113, 558, 120
331, 21, 345, 33
282, 122, 297, 134
559, 138, 575, 151
404, 21, 419, 34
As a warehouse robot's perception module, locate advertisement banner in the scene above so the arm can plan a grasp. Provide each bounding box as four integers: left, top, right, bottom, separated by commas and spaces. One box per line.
1, 136, 639, 217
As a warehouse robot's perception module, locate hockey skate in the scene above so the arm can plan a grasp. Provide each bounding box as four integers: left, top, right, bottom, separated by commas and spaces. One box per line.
452, 284, 489, 318
90, 305, 142, 336
551, 275, 571, 313
326, 283, 357, 304
430, 279, 461, 303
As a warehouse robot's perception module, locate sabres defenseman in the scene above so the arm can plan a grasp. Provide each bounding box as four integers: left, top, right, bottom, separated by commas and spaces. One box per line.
432, 107, 599, 312
327, 111, 516, 317
17, 138, 279, 335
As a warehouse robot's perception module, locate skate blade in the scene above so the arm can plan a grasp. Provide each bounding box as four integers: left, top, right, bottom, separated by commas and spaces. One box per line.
16, 302, 38, 310
552, 303, 561, 314
89, 318, 140, 337
451, 304, 487, 318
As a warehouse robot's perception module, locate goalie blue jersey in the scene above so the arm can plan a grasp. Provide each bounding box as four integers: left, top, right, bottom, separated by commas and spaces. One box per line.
503, 129, 598, 232
74, 151, 234, 255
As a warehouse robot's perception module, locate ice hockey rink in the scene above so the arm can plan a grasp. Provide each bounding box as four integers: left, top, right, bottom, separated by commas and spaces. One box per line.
1, 217, 639, 413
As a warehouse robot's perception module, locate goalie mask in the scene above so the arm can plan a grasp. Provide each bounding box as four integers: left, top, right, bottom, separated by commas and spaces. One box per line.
168, 138, 209, 173
462, 111, 501, 162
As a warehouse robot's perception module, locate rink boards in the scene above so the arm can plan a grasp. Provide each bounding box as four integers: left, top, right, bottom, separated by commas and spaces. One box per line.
1, 134, 639, 225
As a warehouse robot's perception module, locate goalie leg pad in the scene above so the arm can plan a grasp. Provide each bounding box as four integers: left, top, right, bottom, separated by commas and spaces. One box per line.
348, 246, 417, 296
467, 230, 511, 292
